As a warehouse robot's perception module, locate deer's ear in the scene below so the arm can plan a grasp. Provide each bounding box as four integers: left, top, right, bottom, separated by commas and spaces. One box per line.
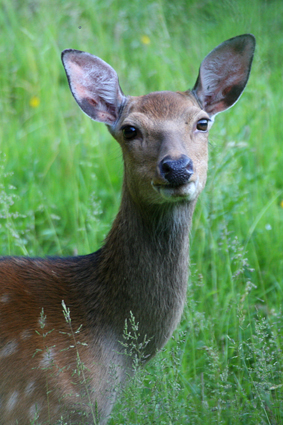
192, 34, 255, 117
61, 50, 126, 125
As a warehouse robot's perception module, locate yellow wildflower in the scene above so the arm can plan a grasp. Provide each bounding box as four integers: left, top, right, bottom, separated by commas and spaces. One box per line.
29, 96, 40, 108
280, 200, 283, 208
141, 35, 151, 45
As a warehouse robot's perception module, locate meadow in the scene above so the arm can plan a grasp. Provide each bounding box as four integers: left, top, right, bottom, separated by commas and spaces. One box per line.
1, 0, 283, 423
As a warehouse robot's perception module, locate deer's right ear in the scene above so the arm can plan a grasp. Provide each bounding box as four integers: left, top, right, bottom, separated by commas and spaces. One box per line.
61, 50, 126, 126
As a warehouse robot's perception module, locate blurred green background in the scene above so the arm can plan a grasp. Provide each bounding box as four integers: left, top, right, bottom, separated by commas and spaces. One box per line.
1, 0, 283, 423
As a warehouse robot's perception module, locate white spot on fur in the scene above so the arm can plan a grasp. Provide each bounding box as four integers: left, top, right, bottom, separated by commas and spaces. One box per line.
0, 340, 18, 358
0, 294, 10, 303
25, 381, 35, 396
29, 402, 41, 420
40, 348, 55, 368
21, 330, 32, 340
7, 391, 19, 411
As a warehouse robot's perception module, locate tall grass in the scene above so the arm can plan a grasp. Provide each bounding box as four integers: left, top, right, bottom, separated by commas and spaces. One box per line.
1, 0, 283, 423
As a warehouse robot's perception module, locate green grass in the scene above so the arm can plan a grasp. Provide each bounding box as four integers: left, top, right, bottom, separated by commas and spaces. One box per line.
1, 0, 283, 423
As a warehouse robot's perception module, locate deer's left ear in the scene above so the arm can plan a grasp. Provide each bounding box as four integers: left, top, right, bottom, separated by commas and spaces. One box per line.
61, 49, 126, 125
192, 34, 256, 117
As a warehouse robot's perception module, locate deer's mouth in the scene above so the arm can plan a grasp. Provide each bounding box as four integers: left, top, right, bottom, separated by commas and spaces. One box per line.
151, 178, 199, 202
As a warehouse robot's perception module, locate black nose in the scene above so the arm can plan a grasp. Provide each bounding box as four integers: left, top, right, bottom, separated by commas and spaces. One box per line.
159, 155, 194, 186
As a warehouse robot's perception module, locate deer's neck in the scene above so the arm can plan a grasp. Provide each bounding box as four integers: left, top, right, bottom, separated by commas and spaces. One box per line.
95, 187, 195, 356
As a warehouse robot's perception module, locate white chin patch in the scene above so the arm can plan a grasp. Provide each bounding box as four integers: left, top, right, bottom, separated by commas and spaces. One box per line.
152, 179, 199, 202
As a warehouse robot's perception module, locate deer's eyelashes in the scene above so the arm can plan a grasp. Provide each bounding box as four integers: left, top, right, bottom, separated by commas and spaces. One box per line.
121, 125, 138, 140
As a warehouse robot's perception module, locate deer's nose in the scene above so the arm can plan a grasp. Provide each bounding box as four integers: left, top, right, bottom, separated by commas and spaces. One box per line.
159, 155, 194, 186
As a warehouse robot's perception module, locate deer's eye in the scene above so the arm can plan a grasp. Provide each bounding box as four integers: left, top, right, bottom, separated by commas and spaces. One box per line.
122, 126, 138, 140
196, 119, 209, 132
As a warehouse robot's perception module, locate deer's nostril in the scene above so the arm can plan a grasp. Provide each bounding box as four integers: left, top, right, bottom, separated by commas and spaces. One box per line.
162, 162, 171, 174
186, 162, 193, 173
160, 155, 194, 186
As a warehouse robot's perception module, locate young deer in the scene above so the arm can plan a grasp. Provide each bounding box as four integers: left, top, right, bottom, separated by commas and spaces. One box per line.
0, 34, 255, 424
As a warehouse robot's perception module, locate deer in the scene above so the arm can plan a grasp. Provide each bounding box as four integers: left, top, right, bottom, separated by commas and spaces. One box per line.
0, 34, 255, 424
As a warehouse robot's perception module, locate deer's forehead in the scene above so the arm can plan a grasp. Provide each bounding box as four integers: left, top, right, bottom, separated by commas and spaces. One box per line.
120, 91, 201, 127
